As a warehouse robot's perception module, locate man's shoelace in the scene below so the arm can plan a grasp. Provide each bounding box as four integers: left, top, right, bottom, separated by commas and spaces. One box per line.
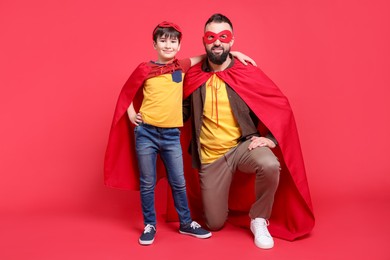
252, 220, 271, 237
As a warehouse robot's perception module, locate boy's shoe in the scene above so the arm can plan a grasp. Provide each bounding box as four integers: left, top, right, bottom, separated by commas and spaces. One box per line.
179, 221, 212, 239
250, 218, 274, 249
139, 224, 156, 245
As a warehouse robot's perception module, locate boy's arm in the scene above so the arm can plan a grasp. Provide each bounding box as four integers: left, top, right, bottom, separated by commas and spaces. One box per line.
189, 54, 206, 66
127, 102, 142, 126
231, 51, 257, 66
188, 52, 257, 67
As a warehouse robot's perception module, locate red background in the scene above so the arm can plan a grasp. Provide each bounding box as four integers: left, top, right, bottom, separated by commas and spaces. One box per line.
1, 0, 389, 259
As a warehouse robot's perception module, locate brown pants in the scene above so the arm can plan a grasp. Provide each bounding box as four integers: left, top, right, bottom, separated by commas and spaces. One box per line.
199, 139, 280, 230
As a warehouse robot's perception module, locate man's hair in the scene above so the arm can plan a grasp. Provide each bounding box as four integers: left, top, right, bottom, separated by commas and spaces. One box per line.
204, 13, 233, 31
153, 27, 182, 43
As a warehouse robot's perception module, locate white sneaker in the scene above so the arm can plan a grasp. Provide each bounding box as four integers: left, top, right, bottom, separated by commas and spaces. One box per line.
250, 218, 274, 249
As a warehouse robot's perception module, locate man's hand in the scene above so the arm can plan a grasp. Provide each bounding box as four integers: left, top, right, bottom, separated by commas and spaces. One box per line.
248, 136, 276, 150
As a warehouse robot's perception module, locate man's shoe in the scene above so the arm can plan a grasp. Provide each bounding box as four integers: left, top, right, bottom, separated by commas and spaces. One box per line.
250, 218, 274, 249
139, 224, 156, 245
179, 221, 212, 239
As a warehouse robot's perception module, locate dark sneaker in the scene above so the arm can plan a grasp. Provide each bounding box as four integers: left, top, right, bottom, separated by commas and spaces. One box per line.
179, 221, 212, 239
139, 224, 156, 245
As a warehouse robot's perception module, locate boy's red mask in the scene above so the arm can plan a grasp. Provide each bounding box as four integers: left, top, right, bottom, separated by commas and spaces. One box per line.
155, 21, 182, 33
203, 30, 233, 44
153, 21, 182, 40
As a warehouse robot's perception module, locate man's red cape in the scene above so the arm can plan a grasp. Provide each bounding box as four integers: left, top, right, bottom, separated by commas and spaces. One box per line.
181, 60, 315, 241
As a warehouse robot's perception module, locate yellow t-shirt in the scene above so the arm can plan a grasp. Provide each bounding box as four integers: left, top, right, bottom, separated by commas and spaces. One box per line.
139, 73, 184, 127
200, 75, 241, 164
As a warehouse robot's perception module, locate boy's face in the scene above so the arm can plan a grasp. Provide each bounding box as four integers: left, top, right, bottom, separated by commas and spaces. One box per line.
153, 34, 181, 63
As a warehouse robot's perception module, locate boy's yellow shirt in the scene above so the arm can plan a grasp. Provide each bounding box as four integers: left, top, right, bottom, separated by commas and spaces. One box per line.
140, 72, 184, 127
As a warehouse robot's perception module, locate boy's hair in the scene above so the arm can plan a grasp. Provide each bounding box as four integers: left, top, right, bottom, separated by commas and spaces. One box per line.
152, 21, 182, 43
204, 13, 233, 31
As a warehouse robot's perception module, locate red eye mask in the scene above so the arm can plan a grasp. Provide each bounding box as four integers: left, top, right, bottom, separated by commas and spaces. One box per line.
203, 30, 233, 44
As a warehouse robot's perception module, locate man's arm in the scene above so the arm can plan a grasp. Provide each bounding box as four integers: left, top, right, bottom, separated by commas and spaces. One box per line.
265, 132, 278, 147
248, 111, 278, 150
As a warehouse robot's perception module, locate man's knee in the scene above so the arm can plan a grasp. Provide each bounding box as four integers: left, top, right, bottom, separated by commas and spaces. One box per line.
203, 208, 228, 231
205, 218, 225, 231
263, 159, 280, 174
258, 158, 280, 183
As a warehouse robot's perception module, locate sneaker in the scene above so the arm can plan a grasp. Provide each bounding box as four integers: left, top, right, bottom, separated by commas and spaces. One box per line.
250, 218, 274, 249
179, 221, 212, 239
139, 224, 156, 245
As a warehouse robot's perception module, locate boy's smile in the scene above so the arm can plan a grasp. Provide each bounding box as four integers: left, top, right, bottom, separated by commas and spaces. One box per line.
154, 35, 181, 63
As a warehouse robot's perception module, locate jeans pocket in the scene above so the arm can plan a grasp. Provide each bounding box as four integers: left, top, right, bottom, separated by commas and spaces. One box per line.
163, 127, 180, 137
134, 124, 142, 137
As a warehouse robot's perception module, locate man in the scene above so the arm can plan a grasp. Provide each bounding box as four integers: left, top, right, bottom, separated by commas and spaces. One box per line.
182, 13, 315, 249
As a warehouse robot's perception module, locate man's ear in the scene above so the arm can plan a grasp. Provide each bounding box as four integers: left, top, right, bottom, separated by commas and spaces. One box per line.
230, 37, 235, 47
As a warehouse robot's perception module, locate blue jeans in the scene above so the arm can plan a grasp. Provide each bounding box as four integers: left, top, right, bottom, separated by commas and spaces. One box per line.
135, 123, 192, 225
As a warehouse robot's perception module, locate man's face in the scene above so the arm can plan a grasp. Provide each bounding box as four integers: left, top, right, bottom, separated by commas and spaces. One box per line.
203, 22, 234, 65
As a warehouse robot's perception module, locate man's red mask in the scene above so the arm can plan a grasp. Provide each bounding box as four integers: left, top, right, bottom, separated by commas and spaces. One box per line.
203, 30, 233, 44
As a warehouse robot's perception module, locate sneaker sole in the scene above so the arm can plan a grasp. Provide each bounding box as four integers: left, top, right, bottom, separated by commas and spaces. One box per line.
139, 238, 154, 245
179, 230, 212, 239
254, 240, 274, 249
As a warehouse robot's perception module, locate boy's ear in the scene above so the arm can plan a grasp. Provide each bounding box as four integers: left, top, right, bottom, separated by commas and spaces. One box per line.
153, 41, 157, 49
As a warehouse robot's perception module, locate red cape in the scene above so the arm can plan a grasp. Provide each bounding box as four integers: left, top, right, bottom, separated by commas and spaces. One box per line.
104, 59, 191, 189
181, 60, 315, 241
104, 62, 149, 190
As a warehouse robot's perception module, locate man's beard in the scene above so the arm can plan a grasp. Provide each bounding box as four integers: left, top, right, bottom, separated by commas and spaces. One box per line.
206, 47, 230, 65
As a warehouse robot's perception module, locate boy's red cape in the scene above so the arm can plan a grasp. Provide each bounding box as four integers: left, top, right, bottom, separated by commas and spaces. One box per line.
104, 59, 314, 241
104, 59, 190, 189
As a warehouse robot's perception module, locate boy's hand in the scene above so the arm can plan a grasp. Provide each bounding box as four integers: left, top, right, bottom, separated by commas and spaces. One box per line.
129, 112, 143, 126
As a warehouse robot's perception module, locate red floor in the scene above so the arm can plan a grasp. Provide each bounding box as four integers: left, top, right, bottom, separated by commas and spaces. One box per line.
1, 184, 389, 260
